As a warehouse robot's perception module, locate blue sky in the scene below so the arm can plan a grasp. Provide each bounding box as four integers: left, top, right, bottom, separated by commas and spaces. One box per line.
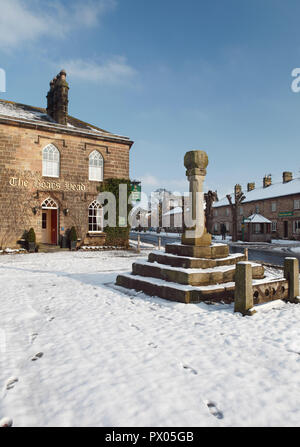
1, 0, 300, 200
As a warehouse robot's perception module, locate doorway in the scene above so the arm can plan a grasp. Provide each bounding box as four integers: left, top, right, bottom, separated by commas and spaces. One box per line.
41, 198, 58, 245
284, 220, 288, 239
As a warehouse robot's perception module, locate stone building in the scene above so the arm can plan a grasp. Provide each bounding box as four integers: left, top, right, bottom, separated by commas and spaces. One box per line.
212, 173, 300, 241
0, 70, 133, 248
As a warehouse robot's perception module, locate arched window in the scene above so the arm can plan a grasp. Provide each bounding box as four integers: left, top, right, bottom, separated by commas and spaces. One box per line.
41, 197, 58, 209
89, 150, 103, 181
89, 200, 103, 232
42, 144, 60, 178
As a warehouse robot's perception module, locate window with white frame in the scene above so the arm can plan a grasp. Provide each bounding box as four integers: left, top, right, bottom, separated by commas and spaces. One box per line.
271, 221, 277, 232
89, 150, 103, 181
271, 202, 277, 212
88, 201, 103, 232
293, 220, 300, 234
294, 200, 300, 210
42, 144, 60, 177
254, 223, 262, 234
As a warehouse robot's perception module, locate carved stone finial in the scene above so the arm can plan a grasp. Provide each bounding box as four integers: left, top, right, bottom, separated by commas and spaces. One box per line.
184, 150, 208, 177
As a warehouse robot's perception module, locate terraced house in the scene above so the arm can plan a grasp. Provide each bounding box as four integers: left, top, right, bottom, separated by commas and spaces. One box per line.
212, 173, 300, 241
0, 70, 133, 249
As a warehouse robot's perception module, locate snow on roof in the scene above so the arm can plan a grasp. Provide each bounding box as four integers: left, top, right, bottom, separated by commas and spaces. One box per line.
163, 206, 183, 216
0, 99, 131, 141
214, 178, 300, 207
244, 213, 272, 224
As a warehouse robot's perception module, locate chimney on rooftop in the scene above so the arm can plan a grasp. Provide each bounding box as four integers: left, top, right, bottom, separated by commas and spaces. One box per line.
46, 69, 69, 125
234, 184, 242, 197
283, 171, 293, 183
263, 174, 272, 188
247, 182, 255, 192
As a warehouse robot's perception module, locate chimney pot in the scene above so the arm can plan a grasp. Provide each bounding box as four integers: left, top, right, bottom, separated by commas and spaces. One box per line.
247, 182, 255, 192
263, 175, 272, 188
46, 70, 69, 125
283, 171, 293, 183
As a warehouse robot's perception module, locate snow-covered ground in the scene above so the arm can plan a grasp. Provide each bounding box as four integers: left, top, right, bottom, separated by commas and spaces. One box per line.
1, 250, 300, 427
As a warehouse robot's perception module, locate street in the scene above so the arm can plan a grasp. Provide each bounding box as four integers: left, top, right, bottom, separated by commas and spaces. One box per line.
130, 231, 300, 268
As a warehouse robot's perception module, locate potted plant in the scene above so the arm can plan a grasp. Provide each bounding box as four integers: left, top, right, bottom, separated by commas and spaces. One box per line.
26, 228, 36, 253
69, 226, 77, 251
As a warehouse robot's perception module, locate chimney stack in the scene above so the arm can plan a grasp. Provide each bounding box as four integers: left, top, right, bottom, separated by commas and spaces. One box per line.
283, 171, 293, 183
247, 182, 255, 192
46, 69, 69, 125
263, 175, 272, 188
234, 184, 242, 197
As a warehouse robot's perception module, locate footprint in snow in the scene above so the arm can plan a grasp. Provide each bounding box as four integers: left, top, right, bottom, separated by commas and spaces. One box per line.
206, 401, 224, 420
47, 316, 55, 322
31, 352, 43, 361
5, 377, 18, 390
181, 364, 198, 375
29, 332, 38, 344
148, 342, 158, 349
0, 417, 13, 427
130, 323, 140, 331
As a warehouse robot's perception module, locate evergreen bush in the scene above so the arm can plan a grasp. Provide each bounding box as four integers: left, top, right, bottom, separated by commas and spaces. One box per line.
98, 178, 132, 248
69, 226, 77, 242
27, 228, 36, 243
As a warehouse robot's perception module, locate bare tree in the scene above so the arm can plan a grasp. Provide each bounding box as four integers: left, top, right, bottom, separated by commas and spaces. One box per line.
204, 190, 218, 234
226, 188, 245, 242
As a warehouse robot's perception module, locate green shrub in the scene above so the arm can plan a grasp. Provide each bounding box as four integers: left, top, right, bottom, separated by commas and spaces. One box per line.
27, 228, 36, 243
69, 226, 77, 242
98, 178, 132, 248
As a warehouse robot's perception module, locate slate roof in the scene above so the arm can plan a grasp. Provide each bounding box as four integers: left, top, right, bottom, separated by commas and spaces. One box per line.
214, 178, 300, 208
0, 99, 132, 143
244, 213, 272, 224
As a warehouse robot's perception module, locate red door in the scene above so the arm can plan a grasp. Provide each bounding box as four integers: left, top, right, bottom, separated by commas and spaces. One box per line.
51, 209, 58, 245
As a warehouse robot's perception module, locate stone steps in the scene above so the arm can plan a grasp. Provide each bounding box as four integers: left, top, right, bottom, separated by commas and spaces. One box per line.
132, 260, 265, 286
165, 242, 230, 259
38, 244, 69, 253
116, 273, 236, 304
148, 250, 246, 269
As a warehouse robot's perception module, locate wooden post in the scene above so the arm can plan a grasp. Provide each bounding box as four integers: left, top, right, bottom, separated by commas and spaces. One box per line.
137, 234, 141, 254
234, 262, 256, 315
284, 257, 300, 303
244, 248, 248, 261
158, 236, 161, 251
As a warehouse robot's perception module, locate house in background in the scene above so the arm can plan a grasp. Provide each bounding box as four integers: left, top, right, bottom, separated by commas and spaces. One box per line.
212, 172, 300, 241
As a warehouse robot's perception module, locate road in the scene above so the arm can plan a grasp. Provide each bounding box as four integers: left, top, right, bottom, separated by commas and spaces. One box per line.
130, 231, 300, 268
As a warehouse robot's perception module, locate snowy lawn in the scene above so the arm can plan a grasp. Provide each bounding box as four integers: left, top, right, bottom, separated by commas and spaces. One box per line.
1, 250, 300, 427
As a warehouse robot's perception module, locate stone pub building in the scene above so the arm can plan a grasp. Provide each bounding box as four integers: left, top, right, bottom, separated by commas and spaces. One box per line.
0, 70, 133, 248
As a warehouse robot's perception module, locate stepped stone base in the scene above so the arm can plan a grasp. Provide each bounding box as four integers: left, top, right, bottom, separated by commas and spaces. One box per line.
165, 243, 229, 259
116, 273, 236, 304
115, 242, 276, 304
131, 260, 264, 286
148, 251, 245, 269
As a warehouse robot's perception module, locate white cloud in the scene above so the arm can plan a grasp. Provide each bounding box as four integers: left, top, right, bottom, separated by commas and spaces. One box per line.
0, 0, 116, 49
61, 57, 137, 85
